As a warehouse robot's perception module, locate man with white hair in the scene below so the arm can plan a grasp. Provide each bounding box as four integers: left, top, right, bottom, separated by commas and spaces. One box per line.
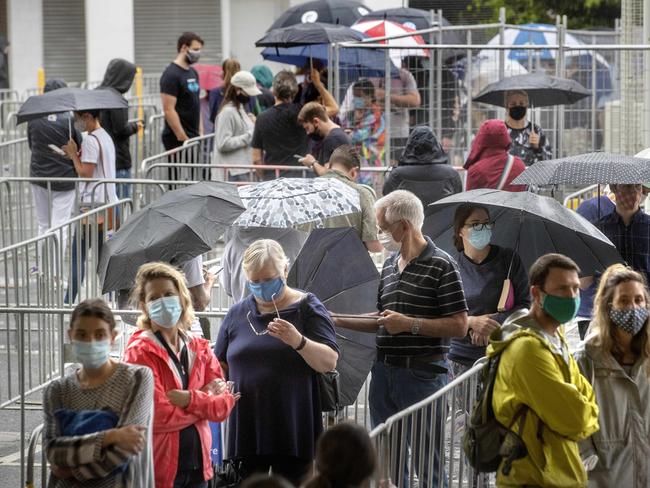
336, 189, 468, 486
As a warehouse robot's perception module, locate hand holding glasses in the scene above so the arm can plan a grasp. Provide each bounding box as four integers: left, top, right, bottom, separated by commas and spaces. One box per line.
247, 292, 281, 336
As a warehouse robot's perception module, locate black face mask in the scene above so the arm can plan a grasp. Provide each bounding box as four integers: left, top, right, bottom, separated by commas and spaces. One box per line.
309, 130, 323, 142
508, 106, 527, 121
236, 93, 250, 105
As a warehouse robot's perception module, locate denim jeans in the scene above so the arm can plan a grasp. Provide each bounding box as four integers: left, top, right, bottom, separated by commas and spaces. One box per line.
369, 360, 449, 488
115, 168, 132, 199
65, 225, 104, 304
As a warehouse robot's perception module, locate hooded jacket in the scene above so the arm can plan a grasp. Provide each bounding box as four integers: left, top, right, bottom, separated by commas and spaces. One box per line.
487, 311, 599, 487
382, 126, 462, 206
574, 339, 650, 488
27, 79, 82, 191
97, 58, 138, 171
123, 329, 236, 488
464, 120, 527, 192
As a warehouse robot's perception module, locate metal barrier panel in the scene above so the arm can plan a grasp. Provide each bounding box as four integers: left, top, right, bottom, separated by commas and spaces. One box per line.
370, 360, 488, 488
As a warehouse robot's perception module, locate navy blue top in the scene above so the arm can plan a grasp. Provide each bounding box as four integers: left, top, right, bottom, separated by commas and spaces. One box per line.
448, 245, 530, 366
215, 292, 339, 460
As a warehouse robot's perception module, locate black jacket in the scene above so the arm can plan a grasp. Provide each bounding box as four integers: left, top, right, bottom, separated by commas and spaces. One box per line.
382, 126, 462, 207
28, 79, 82, 191
97, 58, 138, 171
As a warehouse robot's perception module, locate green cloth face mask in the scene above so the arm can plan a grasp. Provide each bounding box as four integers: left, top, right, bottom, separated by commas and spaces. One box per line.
541, 292, 581, 324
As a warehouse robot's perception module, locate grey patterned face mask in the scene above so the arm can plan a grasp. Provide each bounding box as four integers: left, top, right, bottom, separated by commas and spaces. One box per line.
609, 307, 649, 336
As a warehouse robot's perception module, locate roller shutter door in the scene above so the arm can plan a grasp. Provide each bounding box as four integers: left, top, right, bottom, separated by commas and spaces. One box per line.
42, 0, 86, 83
134, 0, 221, 75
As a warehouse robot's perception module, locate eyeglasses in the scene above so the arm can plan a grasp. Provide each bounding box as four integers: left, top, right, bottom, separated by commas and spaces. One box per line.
464, 221, 495, 231
247, 293, 280, 336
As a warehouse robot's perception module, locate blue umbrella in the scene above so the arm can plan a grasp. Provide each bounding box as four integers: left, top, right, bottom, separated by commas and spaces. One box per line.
261, 43, 399, 77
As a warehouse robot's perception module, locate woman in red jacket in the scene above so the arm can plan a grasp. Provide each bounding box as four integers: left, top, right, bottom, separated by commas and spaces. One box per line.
123, 262, 238, 488
464, 119, 527, 192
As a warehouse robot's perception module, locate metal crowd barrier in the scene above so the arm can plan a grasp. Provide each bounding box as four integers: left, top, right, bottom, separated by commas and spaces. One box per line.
370, 360, 488, 488
0, 136, 29, 177
143, 113, 166, 162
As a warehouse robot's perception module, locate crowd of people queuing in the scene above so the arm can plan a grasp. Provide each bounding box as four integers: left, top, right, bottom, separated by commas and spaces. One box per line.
30, 30, 650, 488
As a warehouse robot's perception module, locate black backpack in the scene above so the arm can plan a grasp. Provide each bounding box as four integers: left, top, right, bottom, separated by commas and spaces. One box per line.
462, 353, 533, 475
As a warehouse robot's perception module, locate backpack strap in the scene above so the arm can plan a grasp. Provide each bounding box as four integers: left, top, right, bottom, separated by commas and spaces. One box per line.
497, 153, 515, 190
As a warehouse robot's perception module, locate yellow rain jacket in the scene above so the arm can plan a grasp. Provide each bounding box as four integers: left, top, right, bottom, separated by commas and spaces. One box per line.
487, 311, 600, 487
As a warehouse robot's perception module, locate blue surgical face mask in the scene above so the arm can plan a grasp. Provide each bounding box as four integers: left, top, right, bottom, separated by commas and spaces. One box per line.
468, 227, 492, 250
73, 339, 111, 369
248, 277, 285, 303
147, 296, 183, 329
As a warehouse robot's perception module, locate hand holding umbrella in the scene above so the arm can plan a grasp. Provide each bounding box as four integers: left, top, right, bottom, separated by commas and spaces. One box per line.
529, 127, 540, 149
61, 138, 78, 160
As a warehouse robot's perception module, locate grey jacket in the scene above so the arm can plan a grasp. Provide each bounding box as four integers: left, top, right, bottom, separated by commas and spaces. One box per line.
574, 341, 650, 488
213, 102, 254, 176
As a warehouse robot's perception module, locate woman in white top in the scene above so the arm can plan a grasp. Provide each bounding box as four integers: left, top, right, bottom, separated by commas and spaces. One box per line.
213, 70, 260, 182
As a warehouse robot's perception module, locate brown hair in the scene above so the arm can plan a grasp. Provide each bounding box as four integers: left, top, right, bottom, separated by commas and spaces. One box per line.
130, 262, 195, 331
70, 298, 116, 330
176, 32, 204, 52
304, 422, 376, 488
329, 145, 360, 171
221, 58, 241, 87
272, 70, 298, 102
298, 101, 328, 124
452, 203, 490, 252
591, 264, 650, 368
528, 253, 580, 289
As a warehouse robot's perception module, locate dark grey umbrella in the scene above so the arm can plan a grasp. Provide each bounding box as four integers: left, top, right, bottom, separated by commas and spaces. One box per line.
287, 227, 378, 406
268, 0, 370, 30
512, 151, 650, 186
256, 22, 366, 47
98, 181, 245, 293
473, 72, 590, 108
16, 87, 127, 124
422, 189, 622, 277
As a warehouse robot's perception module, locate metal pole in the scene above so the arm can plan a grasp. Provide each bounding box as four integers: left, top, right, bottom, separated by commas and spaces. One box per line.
384, 48, 391, 165
635, 0, 650, 147
19, 312, 26, 487
436, 10, 444, 139
558, 16, 567, 157
466, 29, 473, 156
428, 9, 435, 128
591, 34, 597, 151
498, 7, 506, 81
333, 43, 340, 105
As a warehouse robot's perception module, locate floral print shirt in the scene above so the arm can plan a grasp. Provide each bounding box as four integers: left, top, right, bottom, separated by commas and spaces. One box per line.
507, 122, 552, 166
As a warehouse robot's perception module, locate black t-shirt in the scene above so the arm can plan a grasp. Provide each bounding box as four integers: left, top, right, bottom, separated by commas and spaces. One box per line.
160, 63, 201, 141
251, 102, 308, 167
310, 127, 350, 164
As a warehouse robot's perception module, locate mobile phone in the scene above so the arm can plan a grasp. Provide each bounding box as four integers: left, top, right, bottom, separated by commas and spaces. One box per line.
49, 144, 66, 156
293, 154, 305, 160
206, 265, 222, 275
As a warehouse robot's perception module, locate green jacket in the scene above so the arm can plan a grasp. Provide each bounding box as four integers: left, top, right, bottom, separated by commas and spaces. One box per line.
487, 311, 600, 487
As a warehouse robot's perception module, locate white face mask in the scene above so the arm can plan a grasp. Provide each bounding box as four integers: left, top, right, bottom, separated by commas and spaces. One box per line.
378, 230, 402, 253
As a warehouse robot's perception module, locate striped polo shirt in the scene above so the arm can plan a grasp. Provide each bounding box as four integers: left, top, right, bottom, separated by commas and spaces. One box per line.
376, 236, 468, 356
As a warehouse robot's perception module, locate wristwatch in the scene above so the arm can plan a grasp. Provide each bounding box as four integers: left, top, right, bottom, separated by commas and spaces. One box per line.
411, 318, 422, 335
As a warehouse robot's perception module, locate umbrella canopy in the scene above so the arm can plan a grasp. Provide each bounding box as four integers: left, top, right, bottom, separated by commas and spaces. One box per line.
464, 50, 528, 98
192, 64, 223, 91
287, 227, 378, 406
352, 19, 428, 66
422, 189, 622, 277
234, 177, 360, 230
511, 152, 650, 186
99, 181, 245, 293
473, 72, 590, 108
261, 42, 399, 77
268, 0, 370, 30
256, 22, 365, 48
17, 87, 128, 124
362, 7, 463, 45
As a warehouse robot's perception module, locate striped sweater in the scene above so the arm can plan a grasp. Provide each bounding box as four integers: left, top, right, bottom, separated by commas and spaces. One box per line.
42, 362, 154, 488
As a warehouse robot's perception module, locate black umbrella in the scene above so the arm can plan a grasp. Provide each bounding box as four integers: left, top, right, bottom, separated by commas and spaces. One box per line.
362, 7, 463, 46
16, 87, 127, 124
287, 227, 378, 406
422, 189, 622, 277
99, 181, 245, 293
512, 151, 650, 186
256, 22, 366, 48
268, 0, 370, 30
473, 72, 590, 108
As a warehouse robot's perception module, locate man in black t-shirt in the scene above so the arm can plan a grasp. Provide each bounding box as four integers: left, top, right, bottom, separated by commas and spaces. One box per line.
251, 70, 307, 180
160, 32, 204, 151
297, 101, 350, 169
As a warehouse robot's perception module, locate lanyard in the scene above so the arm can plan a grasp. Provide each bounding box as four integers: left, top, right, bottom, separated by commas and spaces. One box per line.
154, 331, 189, 389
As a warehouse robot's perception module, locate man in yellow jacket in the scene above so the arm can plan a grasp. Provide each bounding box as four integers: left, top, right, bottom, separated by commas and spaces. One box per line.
488, 253, 600, 487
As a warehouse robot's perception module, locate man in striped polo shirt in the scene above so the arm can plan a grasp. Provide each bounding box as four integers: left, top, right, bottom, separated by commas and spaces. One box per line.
337, 189, 468, 487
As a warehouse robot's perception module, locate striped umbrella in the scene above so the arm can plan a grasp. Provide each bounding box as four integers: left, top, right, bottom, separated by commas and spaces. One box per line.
351, 19, 428, 66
